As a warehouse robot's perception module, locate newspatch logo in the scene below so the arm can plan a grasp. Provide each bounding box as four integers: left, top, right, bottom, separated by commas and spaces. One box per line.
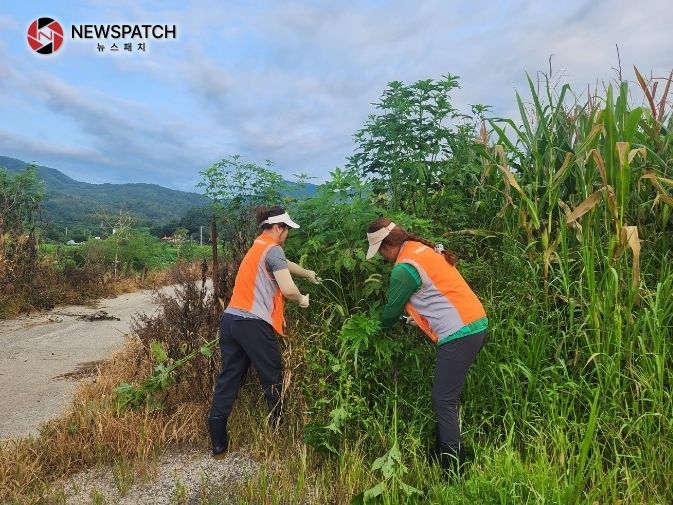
27, 17, 64, 54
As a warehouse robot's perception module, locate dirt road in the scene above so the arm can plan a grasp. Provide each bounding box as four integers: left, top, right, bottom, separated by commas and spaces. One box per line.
0, 288, 162, 441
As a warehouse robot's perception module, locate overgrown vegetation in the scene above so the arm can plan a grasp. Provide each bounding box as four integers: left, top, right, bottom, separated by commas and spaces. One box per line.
1, 66, 672, 504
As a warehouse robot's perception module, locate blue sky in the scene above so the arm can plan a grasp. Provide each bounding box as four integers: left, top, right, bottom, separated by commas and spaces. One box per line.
1, 1, 671, 193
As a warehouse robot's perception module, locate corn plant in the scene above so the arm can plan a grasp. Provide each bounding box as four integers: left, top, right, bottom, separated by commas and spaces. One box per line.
474, 67, 673, 503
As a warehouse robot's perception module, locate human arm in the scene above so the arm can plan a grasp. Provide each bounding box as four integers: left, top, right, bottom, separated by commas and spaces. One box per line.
266, 247, 309, 307
273, 268, 309, 306
286, 260, 321, 284
380, 263, 421, 331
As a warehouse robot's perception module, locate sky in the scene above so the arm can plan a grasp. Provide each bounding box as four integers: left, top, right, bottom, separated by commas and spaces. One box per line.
0, 1, 671, 193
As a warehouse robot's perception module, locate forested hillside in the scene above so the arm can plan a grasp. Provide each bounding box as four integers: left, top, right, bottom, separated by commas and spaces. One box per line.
0, 156, 211, 230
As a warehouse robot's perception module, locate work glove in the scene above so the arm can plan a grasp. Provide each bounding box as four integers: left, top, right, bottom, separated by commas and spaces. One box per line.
299, 293, 310, 308
400, 315, 418, 327
306, 270, 322, 284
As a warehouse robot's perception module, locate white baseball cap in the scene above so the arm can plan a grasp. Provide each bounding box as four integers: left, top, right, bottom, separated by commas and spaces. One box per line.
366, 222, 396, 259
261, 212, 300, 228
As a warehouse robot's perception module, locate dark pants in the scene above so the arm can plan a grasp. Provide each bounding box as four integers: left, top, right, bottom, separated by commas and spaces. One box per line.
432, 329, 487, 451
209, 312, 282, 420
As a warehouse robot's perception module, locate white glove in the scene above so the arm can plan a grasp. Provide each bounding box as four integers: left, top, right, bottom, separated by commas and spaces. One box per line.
306, 270, 321, 284
401, 315, 417, 326
299, 293, 310, 308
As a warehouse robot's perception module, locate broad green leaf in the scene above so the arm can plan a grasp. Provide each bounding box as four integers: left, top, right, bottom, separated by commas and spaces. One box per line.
150, 340, 168, 363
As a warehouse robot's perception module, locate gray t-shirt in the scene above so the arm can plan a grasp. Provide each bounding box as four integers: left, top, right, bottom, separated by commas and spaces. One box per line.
266, 245, 288, 273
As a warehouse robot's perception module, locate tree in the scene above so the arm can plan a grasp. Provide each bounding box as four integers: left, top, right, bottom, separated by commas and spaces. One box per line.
172, 226, 189, 259
95, 208, 136, 279
0, 164, 44, 237
347, 76, 486, 226
198, 155, 288, 231
0, 164, 45, 304
178, 207, 212, 241
0, 164, 44, 268
198, 155, 288, 303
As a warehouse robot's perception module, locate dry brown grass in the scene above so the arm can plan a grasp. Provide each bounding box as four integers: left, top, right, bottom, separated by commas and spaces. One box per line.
0, 257, 190, 321
0, 262, 223, 503
0, 262, 315, 504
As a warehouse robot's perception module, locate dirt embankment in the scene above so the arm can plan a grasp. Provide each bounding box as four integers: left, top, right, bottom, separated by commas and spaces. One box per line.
0, 288, 162, 441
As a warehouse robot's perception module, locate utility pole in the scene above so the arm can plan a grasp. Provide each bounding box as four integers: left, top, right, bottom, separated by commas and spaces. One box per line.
200, 225, 203, 246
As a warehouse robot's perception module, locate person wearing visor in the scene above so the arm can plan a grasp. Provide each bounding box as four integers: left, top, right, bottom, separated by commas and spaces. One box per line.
366, 217, 488, 479
208, 205, 320, 459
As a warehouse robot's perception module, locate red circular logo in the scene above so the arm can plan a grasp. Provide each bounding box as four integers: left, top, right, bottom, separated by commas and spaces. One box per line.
27, 17, 64, 54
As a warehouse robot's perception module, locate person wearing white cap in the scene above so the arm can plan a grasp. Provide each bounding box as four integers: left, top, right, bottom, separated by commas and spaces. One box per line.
366, 217, 488, 480
208, 205, 320, 458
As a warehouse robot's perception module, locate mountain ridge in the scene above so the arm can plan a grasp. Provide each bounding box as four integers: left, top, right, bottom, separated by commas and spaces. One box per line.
0, 155, 211, 231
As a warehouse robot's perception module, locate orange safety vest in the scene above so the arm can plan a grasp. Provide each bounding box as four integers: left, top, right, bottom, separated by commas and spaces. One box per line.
396, 240, 486, 343
228, 233, 286, 335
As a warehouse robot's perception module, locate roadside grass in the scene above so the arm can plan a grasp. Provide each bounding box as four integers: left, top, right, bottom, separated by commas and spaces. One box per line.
2, 273, 672, 504
2, 250, 671, 501
0, 249, 200, 320
0, 265, 168, 320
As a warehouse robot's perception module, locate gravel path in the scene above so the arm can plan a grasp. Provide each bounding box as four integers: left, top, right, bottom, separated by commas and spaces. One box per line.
0, 285, 266, 504
55, 449, 259, 505
0, 288, 161, 440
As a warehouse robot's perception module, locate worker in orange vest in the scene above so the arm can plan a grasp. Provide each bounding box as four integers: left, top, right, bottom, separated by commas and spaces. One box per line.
366, 218, 488, 479
208, 206, 319, 458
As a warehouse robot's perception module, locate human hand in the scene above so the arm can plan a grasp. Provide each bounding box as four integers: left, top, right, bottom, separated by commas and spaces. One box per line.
299, 293, 310, 308
306, 270, 321, 284
400, 315, 417, 326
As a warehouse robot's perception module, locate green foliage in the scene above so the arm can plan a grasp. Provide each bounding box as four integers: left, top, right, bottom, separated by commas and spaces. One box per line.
0, 163, 44, 235
198, 154, 288, 229
58, 228, 210, 275
293, 69, 672, 504
303, 312, 434, 462
114, 338, 216, 412
347, 76, 486, 226
13, 67, 671, 504
1, 164, 46, 314
198, 154, 297, 302
468, 68, 673, 503
0, 164, 44, 275
286, 168, 384, 317
111, 457, 135, 497
151, 206, 214, 243
350, 399, 422, 504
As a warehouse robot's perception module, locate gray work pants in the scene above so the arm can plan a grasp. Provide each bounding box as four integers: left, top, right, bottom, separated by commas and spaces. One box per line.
432, 329, 487, 451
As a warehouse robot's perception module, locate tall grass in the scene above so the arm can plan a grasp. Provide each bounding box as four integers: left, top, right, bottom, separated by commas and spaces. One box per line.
474, 68, 673, 503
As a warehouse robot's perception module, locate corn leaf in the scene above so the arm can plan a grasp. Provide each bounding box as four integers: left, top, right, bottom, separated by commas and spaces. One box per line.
566, 190, 603, 224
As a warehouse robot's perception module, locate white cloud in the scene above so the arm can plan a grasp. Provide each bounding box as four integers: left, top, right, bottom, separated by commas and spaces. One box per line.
0, 0, 671, 191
